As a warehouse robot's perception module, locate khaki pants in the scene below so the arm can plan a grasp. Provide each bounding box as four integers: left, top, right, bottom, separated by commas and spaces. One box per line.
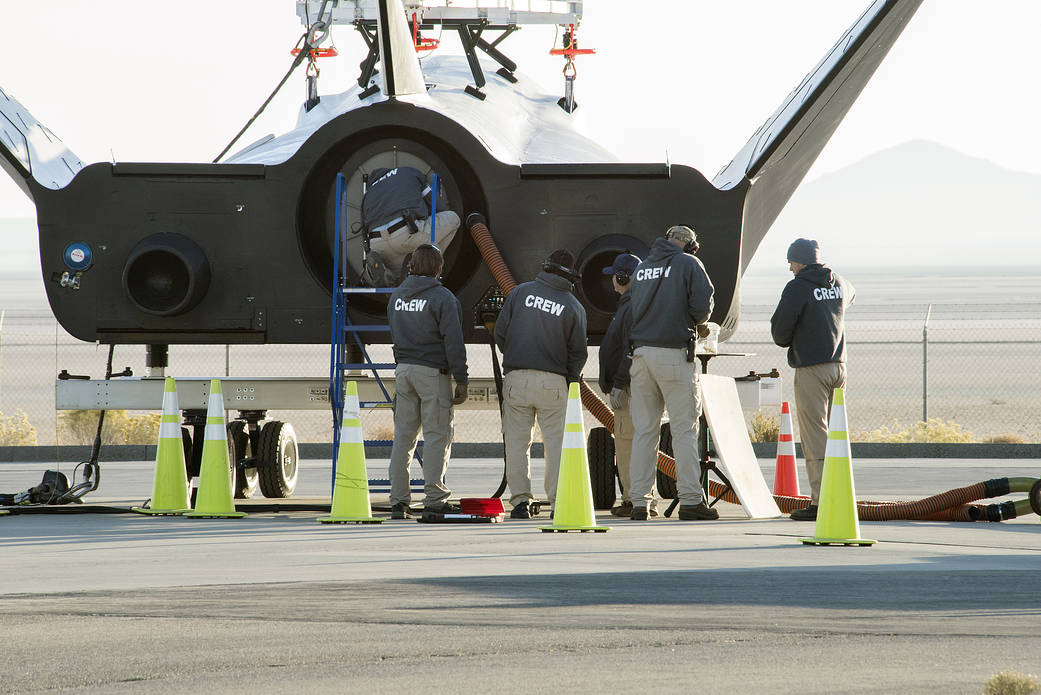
613, 401, 658, 509
369, 211, 460, 270
794, 361, 846, 504
502, 369, 567, 507
614, 400, 634, 502
389, 363, 454, 507
629, 346, 704, 506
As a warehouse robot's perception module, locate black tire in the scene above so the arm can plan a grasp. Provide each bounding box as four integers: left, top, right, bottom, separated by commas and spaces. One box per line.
181, 426, 197, 476
182, 426, 199, 507
656, 422, 678, 499
228, 420, 259, 499
586, 427, 616, 510
257, 421, 299, 498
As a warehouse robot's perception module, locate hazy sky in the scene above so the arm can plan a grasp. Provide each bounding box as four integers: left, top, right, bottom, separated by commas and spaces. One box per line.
1, 1, 1039, 223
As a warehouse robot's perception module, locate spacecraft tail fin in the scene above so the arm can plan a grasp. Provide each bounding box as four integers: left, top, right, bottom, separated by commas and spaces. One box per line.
713, 0, 923, 269
0, 85, 84, 201
376, 0, 427, 98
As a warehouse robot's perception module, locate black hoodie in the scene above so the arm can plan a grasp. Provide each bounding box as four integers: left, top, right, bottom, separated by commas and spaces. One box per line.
630, 237, 714, 348
771, 264, 855, 368
388, 275, 468, 383
494, 272, 588, 382
362, 166, 430, 229
598, 291, 633, 393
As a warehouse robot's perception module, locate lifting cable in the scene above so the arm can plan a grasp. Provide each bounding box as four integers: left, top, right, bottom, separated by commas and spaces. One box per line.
213, 0, 334, 163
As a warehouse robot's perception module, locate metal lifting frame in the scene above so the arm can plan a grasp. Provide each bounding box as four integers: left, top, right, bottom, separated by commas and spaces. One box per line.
354, 22, 382, 99
351, 18, 522, 99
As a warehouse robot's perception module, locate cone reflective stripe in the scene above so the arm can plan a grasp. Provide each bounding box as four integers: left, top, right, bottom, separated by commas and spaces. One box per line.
773, 401, 802, 497
799, 388, 875, 546
184, 380, 246, 518
319, 381, 382, 524
540, 382, 609, 533
132, 377, 191, 515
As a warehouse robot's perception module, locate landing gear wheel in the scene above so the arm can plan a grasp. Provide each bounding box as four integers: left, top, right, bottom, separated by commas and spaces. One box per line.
181, 426, 196, 477
1030, 479, 1041, 517
182, 426, 199, 507
586, 427, 616, 510
257, 421, 298, 498
228, 420, 259, 499
656, 422, 678, 499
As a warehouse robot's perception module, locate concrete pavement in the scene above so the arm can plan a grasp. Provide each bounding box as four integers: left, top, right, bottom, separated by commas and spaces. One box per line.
0, 457, 1039, 694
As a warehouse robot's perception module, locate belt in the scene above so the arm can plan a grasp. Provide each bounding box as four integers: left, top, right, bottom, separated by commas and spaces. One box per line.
366, 216, 411, 241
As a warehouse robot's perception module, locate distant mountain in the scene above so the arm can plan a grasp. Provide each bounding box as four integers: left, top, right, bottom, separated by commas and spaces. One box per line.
746, 140, 1041, 271
0, 217, 38, 273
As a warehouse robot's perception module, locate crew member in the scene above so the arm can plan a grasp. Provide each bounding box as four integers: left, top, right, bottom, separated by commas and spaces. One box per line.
627, 225, 717, 521
598, 252, 659, 518
386, 244, 469, 519
362, 165, 460, 285
494, 249, 588, 519
770, 238, 855, 521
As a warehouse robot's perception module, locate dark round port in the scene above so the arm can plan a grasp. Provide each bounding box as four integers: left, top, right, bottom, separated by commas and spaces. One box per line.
575, 234, 650, 317
123, 233, 211, 316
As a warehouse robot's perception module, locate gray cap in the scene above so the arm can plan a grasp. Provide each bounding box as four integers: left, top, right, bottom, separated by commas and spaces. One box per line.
787, 238, 820, 265
665, 225, 696, 244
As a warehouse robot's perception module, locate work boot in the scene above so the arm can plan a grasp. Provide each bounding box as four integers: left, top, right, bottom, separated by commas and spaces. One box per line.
425, 501, 461, 514
510, 501, 531, 519
790, 504, 818, 521
390, 503, 413, 520
630, 505, 648, 521
610, 500, 633, 517
678, 502, 720, 520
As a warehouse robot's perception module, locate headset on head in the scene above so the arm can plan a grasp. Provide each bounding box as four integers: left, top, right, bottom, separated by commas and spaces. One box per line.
612, 249, 638, 286
666, 226, 700, 255
542, 259, 581, 284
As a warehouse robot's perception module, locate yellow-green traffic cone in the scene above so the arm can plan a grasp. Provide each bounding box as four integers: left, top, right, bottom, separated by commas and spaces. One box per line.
799, 388, 874, 546
540, 382, 610, 533
132, 377, 191, 515
184, 380, 246, 519
319, 381, 382, 524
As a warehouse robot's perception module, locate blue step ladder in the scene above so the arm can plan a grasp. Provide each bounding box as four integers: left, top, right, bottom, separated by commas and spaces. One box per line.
329, 172, 435, 496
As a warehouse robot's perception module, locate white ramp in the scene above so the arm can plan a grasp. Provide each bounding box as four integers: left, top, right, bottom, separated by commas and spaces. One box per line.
700, 374, 782, 519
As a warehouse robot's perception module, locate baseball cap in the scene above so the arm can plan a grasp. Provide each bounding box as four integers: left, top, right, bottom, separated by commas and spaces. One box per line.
602, 253, 641, 276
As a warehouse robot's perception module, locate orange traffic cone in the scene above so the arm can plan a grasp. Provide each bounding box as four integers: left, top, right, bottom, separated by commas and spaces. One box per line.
318, 381, 382, 524
132, 377, 191, 515
539, 382, 610, 533
799, 388, 875, 547
773, 401, 802, 497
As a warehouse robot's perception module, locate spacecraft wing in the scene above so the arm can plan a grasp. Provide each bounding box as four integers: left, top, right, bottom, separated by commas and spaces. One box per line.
0, 85, 85, 200
713, 0, 923, 270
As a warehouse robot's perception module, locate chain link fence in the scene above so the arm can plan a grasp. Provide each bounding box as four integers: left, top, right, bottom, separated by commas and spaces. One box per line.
2, 303, 1040, 446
